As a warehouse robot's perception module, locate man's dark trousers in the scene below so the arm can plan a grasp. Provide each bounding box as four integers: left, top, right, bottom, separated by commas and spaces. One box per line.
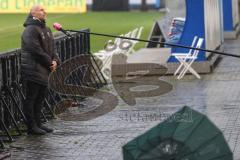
23, 80, 47, 129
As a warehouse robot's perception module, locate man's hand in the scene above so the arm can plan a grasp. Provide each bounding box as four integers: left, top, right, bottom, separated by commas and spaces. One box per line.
50, 60, 57, 71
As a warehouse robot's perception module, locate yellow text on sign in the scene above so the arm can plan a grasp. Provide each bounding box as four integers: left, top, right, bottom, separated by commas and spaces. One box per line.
0, 0, 86, 13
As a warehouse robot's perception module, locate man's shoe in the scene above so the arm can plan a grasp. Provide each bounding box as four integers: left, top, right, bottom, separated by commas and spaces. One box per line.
28, 125, 46, 135
38, 124, 54, 133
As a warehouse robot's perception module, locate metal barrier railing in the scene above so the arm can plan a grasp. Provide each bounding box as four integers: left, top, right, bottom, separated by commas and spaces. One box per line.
0, 50, 24, 142
0, 29, 106, 148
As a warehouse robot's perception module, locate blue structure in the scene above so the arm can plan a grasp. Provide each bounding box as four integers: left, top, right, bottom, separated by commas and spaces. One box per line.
156, 0, 161, 9
222, 0, 239, 38
168, 0, 223, 62
223, 0, 234, 31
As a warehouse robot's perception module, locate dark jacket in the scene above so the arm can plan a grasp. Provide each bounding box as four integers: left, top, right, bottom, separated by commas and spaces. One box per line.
21, 14, 60, 86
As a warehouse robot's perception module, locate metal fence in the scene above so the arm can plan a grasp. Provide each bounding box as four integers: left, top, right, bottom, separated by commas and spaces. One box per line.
0, 29, 106, 148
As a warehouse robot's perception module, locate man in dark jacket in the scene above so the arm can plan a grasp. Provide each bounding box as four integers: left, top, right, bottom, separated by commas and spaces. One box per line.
21, 5, 60, 135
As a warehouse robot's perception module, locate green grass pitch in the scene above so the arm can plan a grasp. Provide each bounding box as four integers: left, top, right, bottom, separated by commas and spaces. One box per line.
0, 11, 163, 53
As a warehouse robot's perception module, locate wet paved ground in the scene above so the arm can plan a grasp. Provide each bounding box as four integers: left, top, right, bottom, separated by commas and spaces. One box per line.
3, 37, 240, 160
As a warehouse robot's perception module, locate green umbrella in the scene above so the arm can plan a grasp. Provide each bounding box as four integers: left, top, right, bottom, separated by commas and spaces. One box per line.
122, 106, 233, 160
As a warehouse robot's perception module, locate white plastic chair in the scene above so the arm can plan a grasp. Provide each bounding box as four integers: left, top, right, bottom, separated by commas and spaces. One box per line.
95, 34, 123, 58
130, 28, 139, 39
96, 30, 135, 80
125, 26, 144, 55
94, 27, 143, 80
173, 37, 204, 79
172, 36, 198, 76
95, 35, 125, 80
